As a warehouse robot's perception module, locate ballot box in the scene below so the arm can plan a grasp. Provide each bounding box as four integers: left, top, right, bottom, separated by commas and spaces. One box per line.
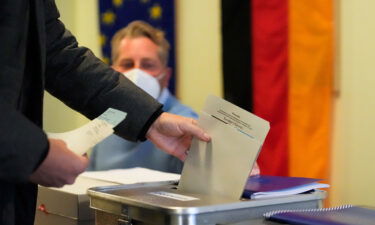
88, 182, 326, 225
34, 176, 117, 225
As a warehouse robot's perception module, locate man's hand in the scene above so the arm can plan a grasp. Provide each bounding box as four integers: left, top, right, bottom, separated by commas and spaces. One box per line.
146, 112, 210, 161
29, 139, 89, 187
249, 162, 260, 176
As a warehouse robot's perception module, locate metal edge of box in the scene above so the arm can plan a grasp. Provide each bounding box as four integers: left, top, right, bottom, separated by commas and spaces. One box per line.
88, 185, 326, 216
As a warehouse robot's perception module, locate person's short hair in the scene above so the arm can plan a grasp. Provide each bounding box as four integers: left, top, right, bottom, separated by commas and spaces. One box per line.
111, 20, 170, 66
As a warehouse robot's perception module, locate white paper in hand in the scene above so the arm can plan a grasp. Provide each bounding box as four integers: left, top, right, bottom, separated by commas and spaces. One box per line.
47, 108, 127, 155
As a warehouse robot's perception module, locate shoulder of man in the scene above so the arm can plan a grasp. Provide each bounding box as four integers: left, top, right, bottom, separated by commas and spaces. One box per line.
163, 94, 198, 119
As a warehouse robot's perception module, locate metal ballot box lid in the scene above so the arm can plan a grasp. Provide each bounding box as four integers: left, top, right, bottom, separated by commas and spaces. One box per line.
88, 183, 326, 225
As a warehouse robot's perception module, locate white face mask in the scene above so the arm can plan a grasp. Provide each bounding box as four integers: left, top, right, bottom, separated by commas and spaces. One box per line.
122, 68, 162, 99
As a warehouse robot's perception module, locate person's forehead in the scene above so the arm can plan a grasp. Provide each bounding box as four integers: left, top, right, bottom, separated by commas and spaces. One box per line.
118, 36, 159, 55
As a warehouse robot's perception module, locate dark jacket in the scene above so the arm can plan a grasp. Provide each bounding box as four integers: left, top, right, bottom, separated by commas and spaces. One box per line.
0, 1, 162, 225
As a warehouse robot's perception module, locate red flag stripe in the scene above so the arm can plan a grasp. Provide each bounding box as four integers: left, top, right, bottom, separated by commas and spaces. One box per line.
252, 0, 289, 175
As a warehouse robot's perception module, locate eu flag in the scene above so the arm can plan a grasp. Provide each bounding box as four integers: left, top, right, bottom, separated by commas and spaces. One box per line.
99, 0, 176, 93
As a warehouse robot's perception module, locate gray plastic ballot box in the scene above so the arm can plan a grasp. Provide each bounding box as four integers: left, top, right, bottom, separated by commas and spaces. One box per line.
88, 183, 326, 225
34, 176, 118, 225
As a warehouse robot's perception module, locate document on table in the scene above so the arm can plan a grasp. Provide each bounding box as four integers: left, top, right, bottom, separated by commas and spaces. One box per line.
47, 108, 126, 156
81, 167, 180, 185
178, 95, 270, 200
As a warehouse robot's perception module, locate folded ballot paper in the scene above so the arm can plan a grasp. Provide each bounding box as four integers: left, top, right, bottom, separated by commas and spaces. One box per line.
47, 108, 127, 155
178, 95, 270, 200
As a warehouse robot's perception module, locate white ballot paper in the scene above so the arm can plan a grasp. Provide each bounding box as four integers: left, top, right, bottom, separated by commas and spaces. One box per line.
178, 95, 270, 200
81, 167, 180, 185
47, 108, 126, 155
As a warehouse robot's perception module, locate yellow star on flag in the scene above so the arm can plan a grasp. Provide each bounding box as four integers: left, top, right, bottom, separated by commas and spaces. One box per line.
113, 0, 123, 7
140, 0, 150, 3
149, 4, 162, 20
102, 10, 116, 25
100, 34, 107, 47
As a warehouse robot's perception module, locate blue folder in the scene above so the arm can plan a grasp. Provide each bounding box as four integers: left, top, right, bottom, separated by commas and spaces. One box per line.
242, 175, 323, 199
264, 205, 375, 225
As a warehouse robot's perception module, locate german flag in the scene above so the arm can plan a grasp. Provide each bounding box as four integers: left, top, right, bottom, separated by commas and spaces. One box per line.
221, 0, 334, 180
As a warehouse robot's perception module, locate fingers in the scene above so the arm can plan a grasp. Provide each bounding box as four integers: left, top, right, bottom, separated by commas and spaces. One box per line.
181, 118, 211, 142
29, 139, 89, 187
173, 135, 192, 161
146, 112, 210, 161
155, 134, 191, 161
78, 154, 90, 171
250, 162, 260, 176
79, 160, 89, 175
176, 151, 187, 161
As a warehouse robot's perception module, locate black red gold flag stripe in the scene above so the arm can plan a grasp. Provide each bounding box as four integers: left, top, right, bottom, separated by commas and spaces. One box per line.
221, 0, 333, 179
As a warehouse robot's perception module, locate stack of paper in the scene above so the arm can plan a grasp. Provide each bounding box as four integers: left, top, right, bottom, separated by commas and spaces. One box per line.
242, 175, 329, 199
80, 167, 180, 185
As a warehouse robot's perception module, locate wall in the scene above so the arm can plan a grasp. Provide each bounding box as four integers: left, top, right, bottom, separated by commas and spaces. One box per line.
330, 0, 375, 206
175, 1, 223, 111
43, 0, 100, 132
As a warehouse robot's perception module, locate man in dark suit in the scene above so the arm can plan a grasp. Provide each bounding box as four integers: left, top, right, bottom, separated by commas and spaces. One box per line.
0, 1, 210, 225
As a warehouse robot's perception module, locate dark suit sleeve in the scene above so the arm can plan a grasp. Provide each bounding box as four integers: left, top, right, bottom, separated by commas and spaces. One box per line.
43, 1, 162, 142
0, 103, 49, 183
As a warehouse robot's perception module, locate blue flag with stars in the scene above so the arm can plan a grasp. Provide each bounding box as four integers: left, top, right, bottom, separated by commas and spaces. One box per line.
99, 0, 176, 93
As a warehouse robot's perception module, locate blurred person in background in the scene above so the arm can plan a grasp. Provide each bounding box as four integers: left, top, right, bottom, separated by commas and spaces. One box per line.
89, 21, 197, 173
88, 21, 261, 176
